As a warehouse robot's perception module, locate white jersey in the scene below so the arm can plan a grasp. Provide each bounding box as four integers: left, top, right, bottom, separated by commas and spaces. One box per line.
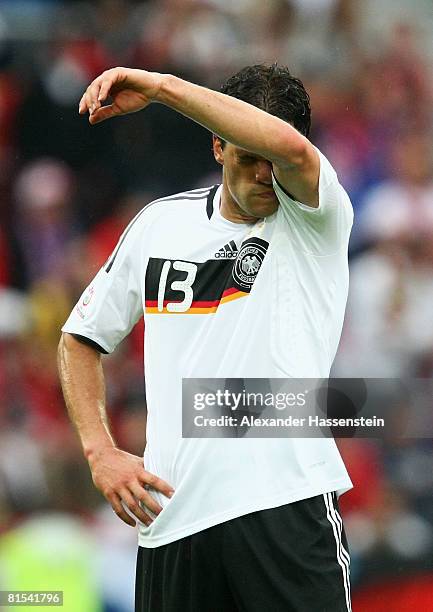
63, 148, 353, 548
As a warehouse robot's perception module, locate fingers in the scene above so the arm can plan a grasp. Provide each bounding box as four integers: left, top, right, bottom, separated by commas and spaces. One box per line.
78, 81, 99, 115
109, 472, 174, 527
91, 449, 175, 527
130, 483, 163, 517
107, 478, 172, 528
98, 78, 113, 104
109, 485, 160, 527
120, 488, 154, 526
109, 492, 137, 527
140, 470, 175, 499
89, 104, 118, 125
78, 93, 87, 115
79, 71, 116, 117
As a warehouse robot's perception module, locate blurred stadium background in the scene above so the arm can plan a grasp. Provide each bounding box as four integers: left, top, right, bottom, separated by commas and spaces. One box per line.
0, 0, 433, 610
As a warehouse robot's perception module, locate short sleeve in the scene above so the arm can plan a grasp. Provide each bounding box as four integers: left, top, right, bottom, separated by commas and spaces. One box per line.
62, 223, 144, 354
272, 148, 353, 256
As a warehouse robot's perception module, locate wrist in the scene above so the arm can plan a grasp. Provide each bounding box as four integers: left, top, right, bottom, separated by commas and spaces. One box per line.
153, 73, 176, 105
84, 437, 116, 465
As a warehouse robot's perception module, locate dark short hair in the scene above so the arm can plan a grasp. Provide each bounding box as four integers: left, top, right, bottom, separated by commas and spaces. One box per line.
220, 63, 311, 138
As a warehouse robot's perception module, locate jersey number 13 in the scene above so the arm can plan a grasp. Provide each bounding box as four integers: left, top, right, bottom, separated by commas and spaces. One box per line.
158, 261, 198, 312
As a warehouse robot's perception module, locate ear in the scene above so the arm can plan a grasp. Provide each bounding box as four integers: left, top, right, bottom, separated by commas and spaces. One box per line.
212, 135, 224, 166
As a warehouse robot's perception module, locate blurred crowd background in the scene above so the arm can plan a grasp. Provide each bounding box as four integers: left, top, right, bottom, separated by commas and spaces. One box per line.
0, 0, 433, 610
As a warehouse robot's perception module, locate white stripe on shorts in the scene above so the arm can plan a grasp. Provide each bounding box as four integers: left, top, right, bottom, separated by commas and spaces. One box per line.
323, 492, 352, 612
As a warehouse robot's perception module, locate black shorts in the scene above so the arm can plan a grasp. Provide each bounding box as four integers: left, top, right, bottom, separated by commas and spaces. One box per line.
135, 492, 351, 612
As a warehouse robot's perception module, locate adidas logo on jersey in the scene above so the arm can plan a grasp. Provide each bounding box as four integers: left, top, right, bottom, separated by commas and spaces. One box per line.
215, 241, 238, 259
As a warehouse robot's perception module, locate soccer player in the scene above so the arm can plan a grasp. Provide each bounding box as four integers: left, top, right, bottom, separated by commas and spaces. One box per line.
58, 65, 353, 611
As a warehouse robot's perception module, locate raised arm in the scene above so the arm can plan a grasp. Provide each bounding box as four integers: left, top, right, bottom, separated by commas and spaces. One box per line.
57, 332, 174, 526
79, 67, 319, 206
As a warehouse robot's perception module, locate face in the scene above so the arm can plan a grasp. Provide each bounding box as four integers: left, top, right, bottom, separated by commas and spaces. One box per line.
213, 137, 279, 222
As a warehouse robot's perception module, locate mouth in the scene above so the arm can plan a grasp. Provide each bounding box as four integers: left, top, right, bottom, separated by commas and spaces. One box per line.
255, 191, 276, 199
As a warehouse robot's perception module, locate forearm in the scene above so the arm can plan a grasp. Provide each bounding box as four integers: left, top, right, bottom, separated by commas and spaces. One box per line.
81, 67, 318, 202
155, 74, 308, 167
57, 333, 116, 461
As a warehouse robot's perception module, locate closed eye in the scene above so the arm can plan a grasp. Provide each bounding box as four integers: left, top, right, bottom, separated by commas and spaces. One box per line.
237, 155, 257, 164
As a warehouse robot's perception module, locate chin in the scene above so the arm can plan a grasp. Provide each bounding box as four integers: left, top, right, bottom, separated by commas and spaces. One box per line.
262, 204, 279, 217
248, 202, 278, 218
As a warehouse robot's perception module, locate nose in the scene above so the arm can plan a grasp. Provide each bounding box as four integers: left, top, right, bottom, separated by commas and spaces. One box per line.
255, 160, 272, 184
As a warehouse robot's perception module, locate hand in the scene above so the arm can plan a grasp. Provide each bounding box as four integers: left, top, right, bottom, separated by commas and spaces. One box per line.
89, 446, 174, 527
79, 67, 163, 125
